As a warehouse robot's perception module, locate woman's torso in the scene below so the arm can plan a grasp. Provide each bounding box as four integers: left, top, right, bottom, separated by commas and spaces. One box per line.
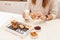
29, 0, 51, 15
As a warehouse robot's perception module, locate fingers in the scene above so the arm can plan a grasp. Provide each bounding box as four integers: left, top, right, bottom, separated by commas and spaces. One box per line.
47, 15, 53, 20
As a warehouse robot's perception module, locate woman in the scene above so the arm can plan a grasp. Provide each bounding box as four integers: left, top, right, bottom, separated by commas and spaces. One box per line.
22, 0, 58, 21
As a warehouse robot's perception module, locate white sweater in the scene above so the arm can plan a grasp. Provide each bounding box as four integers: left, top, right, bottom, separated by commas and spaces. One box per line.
28, 0, 58, 19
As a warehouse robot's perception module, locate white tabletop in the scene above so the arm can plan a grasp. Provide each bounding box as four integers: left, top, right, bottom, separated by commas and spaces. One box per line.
0, 11, 60, 40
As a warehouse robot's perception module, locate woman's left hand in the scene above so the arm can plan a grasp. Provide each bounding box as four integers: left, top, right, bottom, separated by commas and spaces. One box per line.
47, 14, 53, 20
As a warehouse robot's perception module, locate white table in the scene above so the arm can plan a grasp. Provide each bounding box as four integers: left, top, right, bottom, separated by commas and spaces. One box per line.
0, 11, 60, 40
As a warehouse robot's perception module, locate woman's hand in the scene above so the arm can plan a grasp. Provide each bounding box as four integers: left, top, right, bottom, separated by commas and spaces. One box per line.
47, 14, 53, 20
